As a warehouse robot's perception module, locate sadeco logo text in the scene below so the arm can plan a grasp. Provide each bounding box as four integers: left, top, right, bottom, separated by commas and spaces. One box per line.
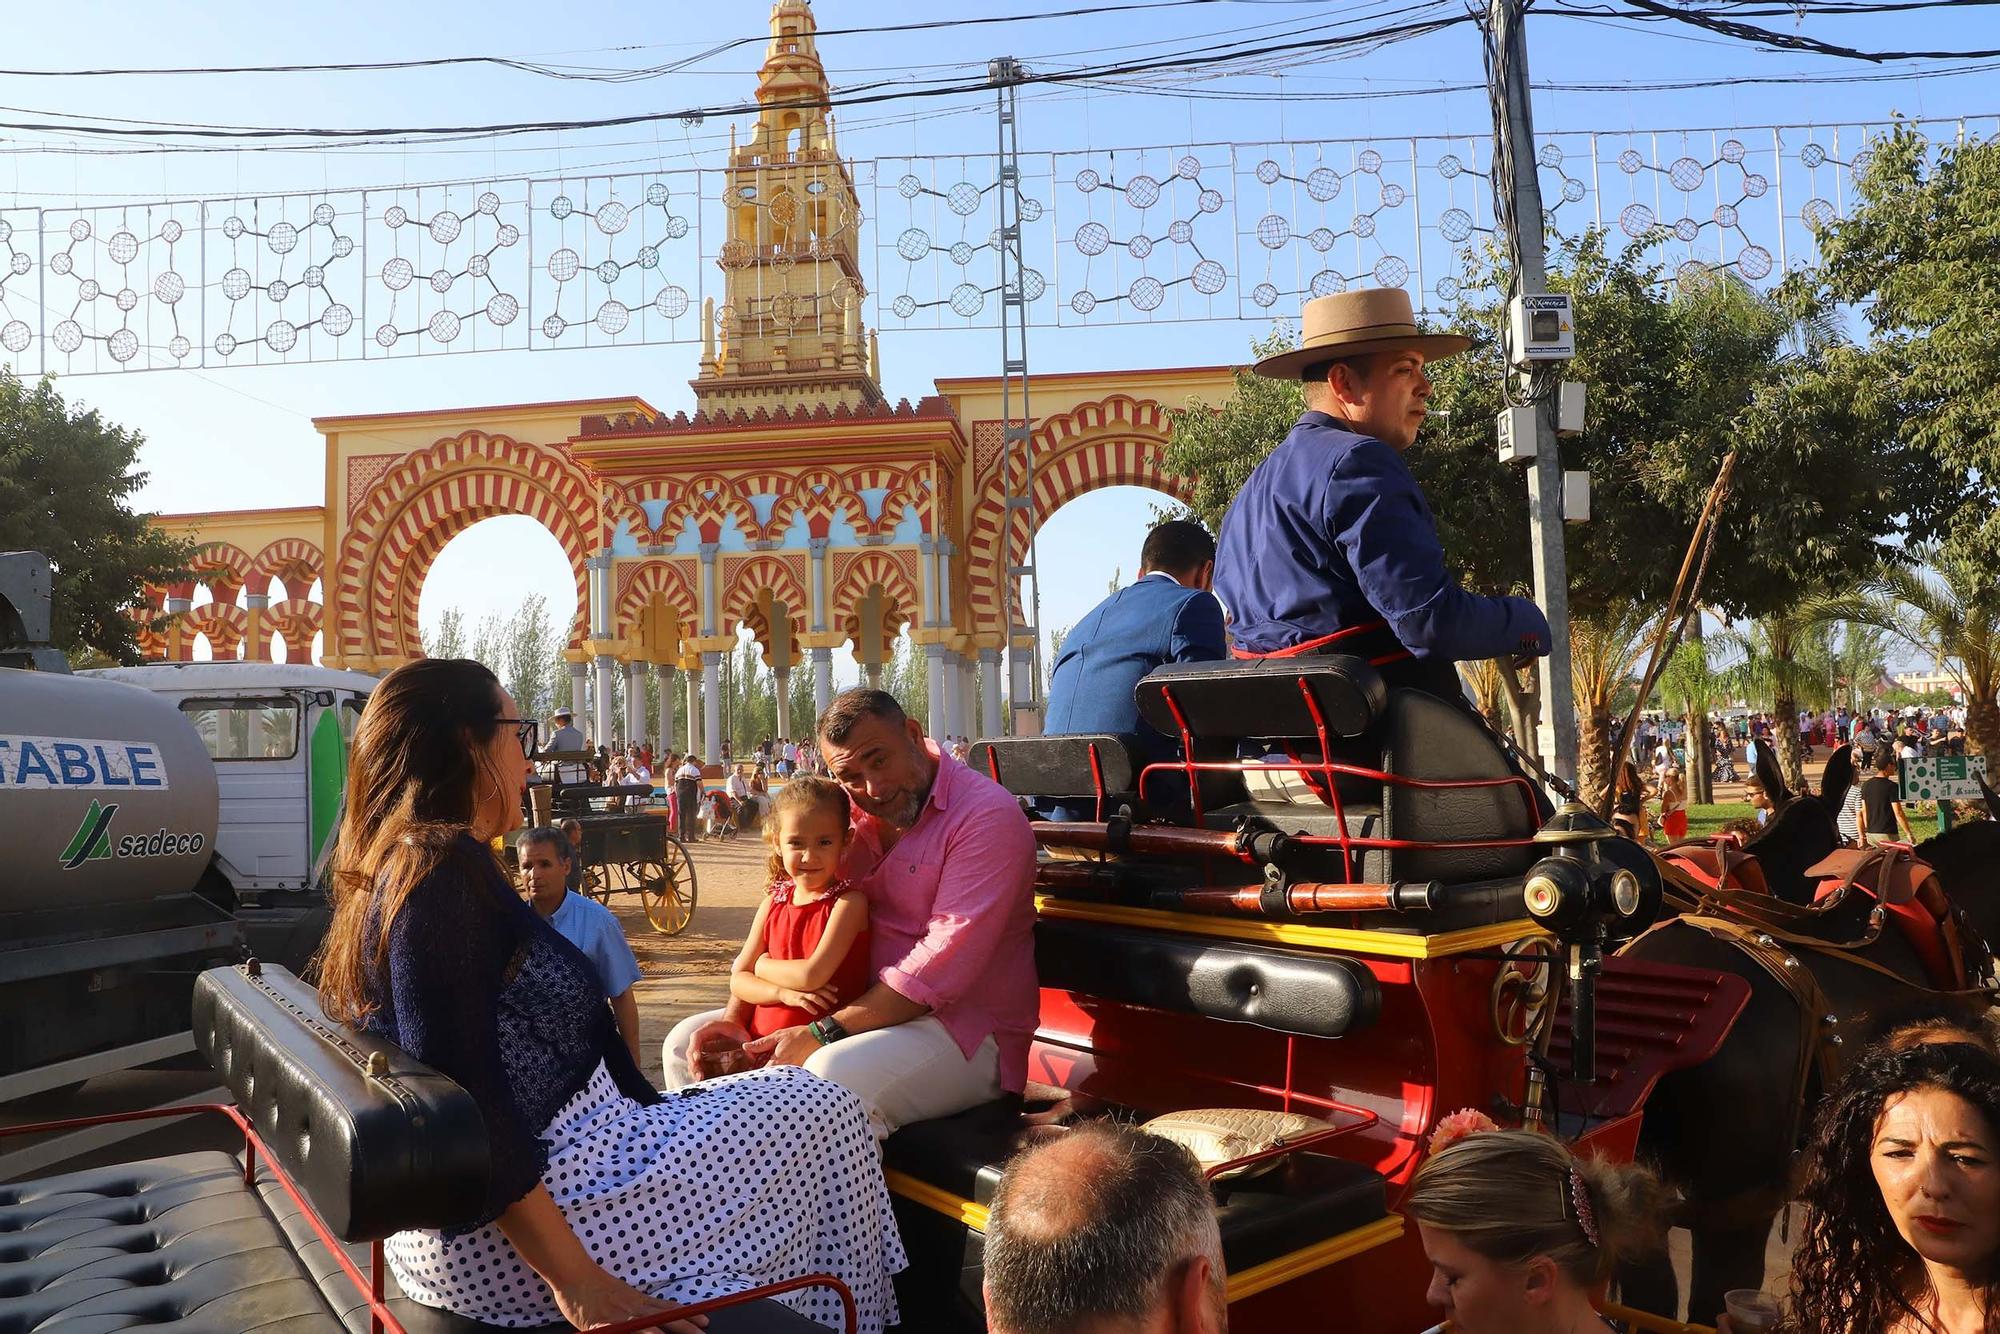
59, 801, 205, 871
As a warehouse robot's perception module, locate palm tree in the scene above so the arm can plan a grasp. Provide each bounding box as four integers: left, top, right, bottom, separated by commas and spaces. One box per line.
1721, 611, 1835, 794
1658, 634, 1725, 804
1832, 621, 1892, 714
1860, 541, 2000, 757
1459, 658, 1508, 733
1570, 601, 1654, 812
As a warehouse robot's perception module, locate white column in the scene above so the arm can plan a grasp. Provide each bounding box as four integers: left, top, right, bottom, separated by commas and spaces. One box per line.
918, 536, 940, 627
865, 662, 883, 690
980, 648, 1003, 739
958, 656, 977, 739
936, 536, 955, 625
568, 661, 589, 713
699, 543, 721, 636
624, 662, 645, 746
655, 664, 677, 755
702, 652, 723, 765
775, 667, 793, 741
685, 669, 703, 760
925, 645, 947, 740
813, 646, 834, 717
593, 654, 617, 747
940, 652, 964, 748
809, 538, 831, 632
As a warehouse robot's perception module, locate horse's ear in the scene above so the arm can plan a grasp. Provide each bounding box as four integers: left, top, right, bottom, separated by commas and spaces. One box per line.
1979, 771, 2000, 823
1819, 743, 1855, 817
1754, 737, 1791, 805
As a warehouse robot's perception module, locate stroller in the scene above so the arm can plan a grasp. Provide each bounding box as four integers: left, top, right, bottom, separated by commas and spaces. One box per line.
703, 789, 741, 841
1711, 743, 1740, 784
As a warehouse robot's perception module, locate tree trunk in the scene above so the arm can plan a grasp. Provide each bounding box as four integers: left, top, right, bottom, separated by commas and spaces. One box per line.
1965, 674, 2000, 759
1772, 688, 1808, 795
1686, 617, 1712, 805
1578, 709, 1614, 813
1685, 708, 1712, 807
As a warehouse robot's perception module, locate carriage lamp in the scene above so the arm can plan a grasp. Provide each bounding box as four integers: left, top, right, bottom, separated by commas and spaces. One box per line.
1609, 868, 1642, 917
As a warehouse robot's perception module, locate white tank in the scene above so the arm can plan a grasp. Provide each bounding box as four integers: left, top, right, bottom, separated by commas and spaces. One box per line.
0, 668, 220, 908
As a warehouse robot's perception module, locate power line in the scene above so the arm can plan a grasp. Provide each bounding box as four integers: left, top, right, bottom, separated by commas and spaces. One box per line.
1583, 0, 2000, 59
0, 6, 1471, 143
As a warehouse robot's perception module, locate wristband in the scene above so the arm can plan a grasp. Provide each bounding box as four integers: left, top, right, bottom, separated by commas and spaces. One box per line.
810, 1016, 851, 1046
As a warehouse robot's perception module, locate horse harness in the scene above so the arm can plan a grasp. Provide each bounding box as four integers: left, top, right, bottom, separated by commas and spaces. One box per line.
1627, 839, 1997, 1221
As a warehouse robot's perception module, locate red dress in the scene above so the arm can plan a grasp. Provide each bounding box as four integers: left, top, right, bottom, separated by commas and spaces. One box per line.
748, 878, 873, 1039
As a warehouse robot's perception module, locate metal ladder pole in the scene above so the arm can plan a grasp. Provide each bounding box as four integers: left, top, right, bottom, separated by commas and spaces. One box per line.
990, 56, 1042, 735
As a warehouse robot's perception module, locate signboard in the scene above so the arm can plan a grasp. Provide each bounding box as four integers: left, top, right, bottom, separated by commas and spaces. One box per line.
1900, 755, 1988, 802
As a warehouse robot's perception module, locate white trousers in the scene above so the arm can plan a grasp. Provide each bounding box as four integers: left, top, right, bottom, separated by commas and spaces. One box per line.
663, 1009, 1002, 1139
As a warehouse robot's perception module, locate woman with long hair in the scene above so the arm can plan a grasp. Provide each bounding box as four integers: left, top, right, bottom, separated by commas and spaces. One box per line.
316, 659, 903, 1332
1403, 1126, 1670, 1334
1787, 1041, 2000, 1334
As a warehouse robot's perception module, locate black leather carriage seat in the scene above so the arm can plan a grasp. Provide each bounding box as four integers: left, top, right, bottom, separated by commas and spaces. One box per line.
0, 964, 827, 1334
1135, 655, 1540, 884
971, 733, 1150, 819
880, 916, 1391, 1321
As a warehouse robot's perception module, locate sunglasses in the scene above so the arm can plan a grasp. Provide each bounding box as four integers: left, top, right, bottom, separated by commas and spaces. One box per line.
494, 716, 539, 758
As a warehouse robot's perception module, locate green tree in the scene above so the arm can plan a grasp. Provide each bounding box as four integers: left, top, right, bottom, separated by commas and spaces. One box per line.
1721, 612, 1836, 794
1160, 330, 1306, 533
0, 370, 191, 661
1659, 632, 1726, 804
1832, 622, 1892, 715
501, 595, 559, 723
787, 660, 816, 740
1569, 601, 1652, 810
423, 607, 466, 658
1856, 537, 2000, 757
884, 630, 929, 724
1812, 125, 2000, 559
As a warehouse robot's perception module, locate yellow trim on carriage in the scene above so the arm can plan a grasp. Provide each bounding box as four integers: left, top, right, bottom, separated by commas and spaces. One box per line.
1223, 1213, 1406, 1302
884, 1169, 991, 1230
884, 1166, 1405, 1304
1033, 895, 1540, 959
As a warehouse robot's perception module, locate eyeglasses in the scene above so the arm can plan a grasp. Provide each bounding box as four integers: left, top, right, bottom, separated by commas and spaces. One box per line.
494, 716, 539, 758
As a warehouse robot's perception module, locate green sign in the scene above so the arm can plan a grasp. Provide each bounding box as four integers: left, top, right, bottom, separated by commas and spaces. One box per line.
1900, 755, 1988, 802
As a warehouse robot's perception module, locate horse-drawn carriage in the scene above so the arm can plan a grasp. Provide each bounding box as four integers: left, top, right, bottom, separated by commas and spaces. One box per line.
525, 755, 699, 936
2, 655, 1759, 1333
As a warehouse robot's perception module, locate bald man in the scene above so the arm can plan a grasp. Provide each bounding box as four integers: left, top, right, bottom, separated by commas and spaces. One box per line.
982, 1122, 1227, 1334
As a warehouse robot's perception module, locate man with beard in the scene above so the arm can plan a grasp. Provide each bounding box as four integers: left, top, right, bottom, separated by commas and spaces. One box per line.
665, 689, 1036, 1136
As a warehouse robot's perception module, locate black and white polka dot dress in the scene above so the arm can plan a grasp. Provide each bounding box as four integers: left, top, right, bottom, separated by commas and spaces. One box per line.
387, 1062, 906, 1331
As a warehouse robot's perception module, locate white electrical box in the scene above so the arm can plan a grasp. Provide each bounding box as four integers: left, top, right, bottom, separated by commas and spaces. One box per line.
1508, 293, 1575, 364
1563, 469, 1591, 523
1496, 405, 1537, 464
1557, 381, 1587, 435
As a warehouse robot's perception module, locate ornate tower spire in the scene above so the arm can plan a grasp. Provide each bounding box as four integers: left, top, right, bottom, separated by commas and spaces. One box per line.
694, 0, 882, 413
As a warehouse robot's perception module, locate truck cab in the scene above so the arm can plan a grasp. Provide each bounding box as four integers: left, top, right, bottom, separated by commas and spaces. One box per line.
81, 661, 376, 970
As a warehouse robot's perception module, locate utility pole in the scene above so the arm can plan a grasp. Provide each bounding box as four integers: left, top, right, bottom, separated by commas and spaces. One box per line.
991, 54, 1043, 736
1487, 0, 1578, 781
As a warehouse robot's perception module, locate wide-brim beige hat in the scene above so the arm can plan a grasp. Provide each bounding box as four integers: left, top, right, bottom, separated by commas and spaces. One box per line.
1253, 287, 1472, 380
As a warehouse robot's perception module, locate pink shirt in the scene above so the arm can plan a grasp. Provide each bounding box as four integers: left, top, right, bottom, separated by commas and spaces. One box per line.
843, 741, 1039, 1092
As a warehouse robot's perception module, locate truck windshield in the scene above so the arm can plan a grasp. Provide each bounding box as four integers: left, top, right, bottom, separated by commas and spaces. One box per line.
180, 697, 300, 760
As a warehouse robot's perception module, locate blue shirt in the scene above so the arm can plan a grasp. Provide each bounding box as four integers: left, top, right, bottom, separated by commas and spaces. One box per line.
547, 890, 642, 1000
1213, 411, 1550, 663
1046, 571, 1228, 754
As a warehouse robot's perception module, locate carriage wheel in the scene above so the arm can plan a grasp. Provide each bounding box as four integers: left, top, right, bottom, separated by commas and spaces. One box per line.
638, 854, 698, 936
584, 864, 612, 905
1491, 935, 1559, 1047
662, 836, 698, 905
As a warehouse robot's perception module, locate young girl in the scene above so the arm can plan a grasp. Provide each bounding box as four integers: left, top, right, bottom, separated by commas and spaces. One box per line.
1659, 767, 1688, 843
693, 776, 872, 1078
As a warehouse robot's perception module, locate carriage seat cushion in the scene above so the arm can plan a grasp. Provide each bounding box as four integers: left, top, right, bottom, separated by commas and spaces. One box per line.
1034, 918, 1380, 1040
883, 1100, 1388, 1275
192, 962, 490, 1243
0, 1151, 345, 1332
1135, 655, 1386, 743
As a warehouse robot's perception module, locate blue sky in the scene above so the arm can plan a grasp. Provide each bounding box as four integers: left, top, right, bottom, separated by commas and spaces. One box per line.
6, 0, 1994, 676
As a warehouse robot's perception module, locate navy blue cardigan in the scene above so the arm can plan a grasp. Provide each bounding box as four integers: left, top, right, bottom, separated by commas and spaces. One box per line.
363, 833, 659, 1231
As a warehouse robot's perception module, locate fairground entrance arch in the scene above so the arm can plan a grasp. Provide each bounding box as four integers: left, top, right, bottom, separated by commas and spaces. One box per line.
143, 0, 1236, 743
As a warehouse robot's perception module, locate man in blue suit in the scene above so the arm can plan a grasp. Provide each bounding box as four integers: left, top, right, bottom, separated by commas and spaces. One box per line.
1045, 519, 1227, 760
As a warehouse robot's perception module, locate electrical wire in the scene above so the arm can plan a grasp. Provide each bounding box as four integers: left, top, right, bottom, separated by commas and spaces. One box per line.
0, 6, 1474, 142
1588, 0, 2000, 59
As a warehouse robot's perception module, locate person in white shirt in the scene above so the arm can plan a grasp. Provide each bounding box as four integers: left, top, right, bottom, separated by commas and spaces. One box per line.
673, 755, 704, 842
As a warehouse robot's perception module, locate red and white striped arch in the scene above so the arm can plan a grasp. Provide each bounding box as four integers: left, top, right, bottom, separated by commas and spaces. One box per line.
334, 430, 595, 664
964, 394, 1190, 640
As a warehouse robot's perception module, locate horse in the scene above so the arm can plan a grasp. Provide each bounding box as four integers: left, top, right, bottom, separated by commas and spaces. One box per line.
1615, 746, 2000, 1323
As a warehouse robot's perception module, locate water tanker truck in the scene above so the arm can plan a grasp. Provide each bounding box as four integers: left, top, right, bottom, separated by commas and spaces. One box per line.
0, 552, 374, 1101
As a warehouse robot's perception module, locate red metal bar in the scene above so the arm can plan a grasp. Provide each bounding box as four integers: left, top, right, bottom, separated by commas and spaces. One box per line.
1031, 821, 1252, 860
1088, 740, 1107, 824
587, 1274, 859, 1334
1283, 1035, 1296, 1116
372, 1241, 387, 1334
985, 747, 1002, 783
1297, 675, 1356, 882
1158, 683, 1206, 826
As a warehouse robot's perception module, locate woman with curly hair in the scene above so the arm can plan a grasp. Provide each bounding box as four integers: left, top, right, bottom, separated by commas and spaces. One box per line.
1787, 1041, 2000, 1334
1403, 1126, 1671, 1334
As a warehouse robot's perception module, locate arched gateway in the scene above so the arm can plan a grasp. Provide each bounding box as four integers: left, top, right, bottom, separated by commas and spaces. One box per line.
142, 0, 1236, 744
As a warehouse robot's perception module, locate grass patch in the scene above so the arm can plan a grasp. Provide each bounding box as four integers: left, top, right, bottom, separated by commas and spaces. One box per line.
1683, 803, 1754, 840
